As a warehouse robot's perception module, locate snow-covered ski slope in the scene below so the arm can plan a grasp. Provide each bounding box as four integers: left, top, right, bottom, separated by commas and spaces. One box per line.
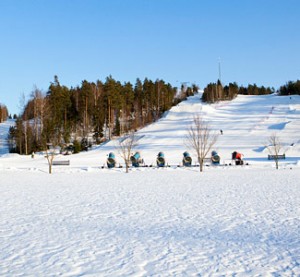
3, 92, 300, 169
0, 119, 14, 156
0, 94, 300, 276
64, 92, 300, 168
136, 92, 300, 165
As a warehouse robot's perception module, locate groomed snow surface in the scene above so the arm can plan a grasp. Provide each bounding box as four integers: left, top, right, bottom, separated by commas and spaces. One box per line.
0, 93, 300, 275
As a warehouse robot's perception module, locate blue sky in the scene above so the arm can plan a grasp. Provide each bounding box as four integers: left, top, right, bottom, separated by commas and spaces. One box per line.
0, 0, 299, 115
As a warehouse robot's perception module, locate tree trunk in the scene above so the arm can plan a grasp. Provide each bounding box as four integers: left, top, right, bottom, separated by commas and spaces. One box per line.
199, 161, 203, 172
198, 157, 203, 172
24, 126, 28, 155
108, 99, 111, 140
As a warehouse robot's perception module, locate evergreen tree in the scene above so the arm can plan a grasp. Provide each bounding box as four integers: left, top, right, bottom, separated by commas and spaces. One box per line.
134, 78, 144, 128
9, 75, 182, 154
46, 76, 71, 144
279, 80, 300, 95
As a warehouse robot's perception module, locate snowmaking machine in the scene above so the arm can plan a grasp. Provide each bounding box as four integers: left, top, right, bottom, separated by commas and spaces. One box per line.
156, 152, 166, 167
211, 150, 220, 165
107, 152, 116, 168
232, 151, 244, 165
182, 151, 192, 167
130, 151, 143, 167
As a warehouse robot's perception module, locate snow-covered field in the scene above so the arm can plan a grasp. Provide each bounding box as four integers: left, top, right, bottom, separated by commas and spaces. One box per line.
1, 169, 300, 276
0, 93, 300, 275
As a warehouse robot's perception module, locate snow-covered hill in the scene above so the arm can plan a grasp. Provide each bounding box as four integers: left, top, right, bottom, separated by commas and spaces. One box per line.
0, 119, 14, 156
0, 94, 299, 276
1, 93, 299, 169
135, 92, 300, 165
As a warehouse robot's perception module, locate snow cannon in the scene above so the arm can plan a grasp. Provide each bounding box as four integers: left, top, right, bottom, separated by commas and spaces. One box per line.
130, 151, 143, 167
107, 152, 116, 168
211, 150, 220, 164
182, 151, 192, 167
156, 152, 166, 167
232, 151, 244, 165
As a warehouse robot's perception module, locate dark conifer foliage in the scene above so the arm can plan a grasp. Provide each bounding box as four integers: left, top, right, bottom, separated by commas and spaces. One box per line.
9, 75, 193, 154
202, 81, 273, 103
279, 80, 300, 95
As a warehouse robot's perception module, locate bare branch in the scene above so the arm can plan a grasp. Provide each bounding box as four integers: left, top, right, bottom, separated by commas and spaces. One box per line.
185, 115, 218, 172
266, 133, 283, 169
115, 132, 139, 173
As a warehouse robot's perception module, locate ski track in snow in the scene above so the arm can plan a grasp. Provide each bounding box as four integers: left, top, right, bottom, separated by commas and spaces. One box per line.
0, 169, 299, 276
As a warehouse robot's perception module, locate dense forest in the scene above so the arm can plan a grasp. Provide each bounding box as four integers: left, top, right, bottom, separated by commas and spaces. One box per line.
202, 81, 274, 103
8, 76, 197, 155
0, 104, 9, 123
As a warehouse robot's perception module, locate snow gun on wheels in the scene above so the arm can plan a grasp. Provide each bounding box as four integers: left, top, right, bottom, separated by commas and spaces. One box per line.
232, 151, 244, 165
211, 150, 220, 165
107, 152, 116, 168
182, 151, 192, 167
130, 152, 143, 167
156, 152, 166, 167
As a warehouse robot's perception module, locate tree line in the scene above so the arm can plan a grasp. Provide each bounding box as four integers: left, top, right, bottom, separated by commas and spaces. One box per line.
202, 81, 274, 103
8, 76, 197, 155
5, 77, 300, 155
279, 80, 300, 95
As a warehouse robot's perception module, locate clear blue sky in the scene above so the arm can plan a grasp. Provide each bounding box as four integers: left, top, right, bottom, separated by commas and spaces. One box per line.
0, 0, 299, 115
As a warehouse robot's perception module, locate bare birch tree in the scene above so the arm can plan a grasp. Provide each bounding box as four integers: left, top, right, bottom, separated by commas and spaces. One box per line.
19, 93, 29, 155
266, 133, 283, 170
31, 86, 44, 143
115, 132, 139, 173
45, 143, 57, 174
43, 114, 61, 174
185, 115, 218, 172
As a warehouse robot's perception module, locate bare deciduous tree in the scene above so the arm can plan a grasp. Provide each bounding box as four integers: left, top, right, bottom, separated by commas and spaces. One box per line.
115, 132, 139, 173
185, 115, 218, 172
45, 144, 57, 174
44, 129, 61, 174
19, 93, 28, 155
31, 86, 45, 143
266, 133, 283, 170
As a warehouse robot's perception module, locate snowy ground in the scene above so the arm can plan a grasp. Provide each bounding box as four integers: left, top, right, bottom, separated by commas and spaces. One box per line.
0, 168, 300, 276
0, 93, 300, 275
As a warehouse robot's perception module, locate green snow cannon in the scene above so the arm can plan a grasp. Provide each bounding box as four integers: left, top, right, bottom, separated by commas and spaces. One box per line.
156, 152, 165, 167
107, 152, 116, 168
130, 152, 143, 167
183, 151, 192, 167
211, 150, 220, 164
